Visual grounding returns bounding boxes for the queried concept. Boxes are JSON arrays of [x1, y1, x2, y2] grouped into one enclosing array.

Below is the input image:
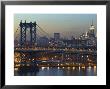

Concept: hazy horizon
[[14, 14, 97, 40]]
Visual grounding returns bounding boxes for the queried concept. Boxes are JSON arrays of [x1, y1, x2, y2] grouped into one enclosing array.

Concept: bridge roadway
[[14, 47, 97, 55]]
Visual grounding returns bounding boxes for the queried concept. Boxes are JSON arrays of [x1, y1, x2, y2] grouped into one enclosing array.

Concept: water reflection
[[14, 67, 97, 76]]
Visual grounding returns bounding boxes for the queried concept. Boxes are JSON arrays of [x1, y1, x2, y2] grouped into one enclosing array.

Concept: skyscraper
[[87, 21, 97, 46], [54, 33, 60, 40], [87, 21, 95, 38]]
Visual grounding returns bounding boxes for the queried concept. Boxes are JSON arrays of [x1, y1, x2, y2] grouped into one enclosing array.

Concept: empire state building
[[87, 22, 95, 38]]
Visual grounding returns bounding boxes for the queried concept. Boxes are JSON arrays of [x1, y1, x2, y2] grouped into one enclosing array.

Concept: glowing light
[[47, 67, 49, 70], [41, 67, 45, 70], [88, 66, 91, 69], [94, 66, 96, 69], [89, 49, 91, 51], [67, 67, 70, 70], [42, 61, 47, 62], [61, 64, 63, 66], [66, 63, 69, 65], [79, 66, 81, 70], [41, 57, 48, 60], [14, 68, 18, 71], [15, 64, 20, 67], [27, 64, 30, 66], [73, 67, 75, 70], [82, 66, 85, 69]]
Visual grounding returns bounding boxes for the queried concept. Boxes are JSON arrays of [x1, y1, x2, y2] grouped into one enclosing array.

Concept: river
[[14, 66, 97, 76]]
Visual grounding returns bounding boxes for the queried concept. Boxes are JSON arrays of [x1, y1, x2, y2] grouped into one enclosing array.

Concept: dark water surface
[[14, 67, 97, 76]]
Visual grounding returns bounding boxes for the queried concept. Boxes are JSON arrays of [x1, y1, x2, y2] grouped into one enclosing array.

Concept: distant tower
[[87, 20, 95, 37], [54, 33, 60, 40], [87, 20, 97, 46]]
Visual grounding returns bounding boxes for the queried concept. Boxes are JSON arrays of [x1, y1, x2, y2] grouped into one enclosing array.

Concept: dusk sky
[[14, 14, 97, 39]]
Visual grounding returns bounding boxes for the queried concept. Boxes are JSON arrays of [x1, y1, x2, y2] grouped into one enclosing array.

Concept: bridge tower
[[19, 20, 36, 48]]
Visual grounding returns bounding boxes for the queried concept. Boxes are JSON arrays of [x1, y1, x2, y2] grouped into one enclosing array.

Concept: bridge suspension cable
[[36, 24, 50, 38]]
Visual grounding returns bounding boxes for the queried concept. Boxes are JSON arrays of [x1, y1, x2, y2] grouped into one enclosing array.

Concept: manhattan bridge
[[14, 20, 97, 70]]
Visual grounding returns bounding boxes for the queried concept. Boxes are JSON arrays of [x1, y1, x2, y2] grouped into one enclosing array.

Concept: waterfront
[[14, 48, 97, 76], [14, 66, 96, 76]]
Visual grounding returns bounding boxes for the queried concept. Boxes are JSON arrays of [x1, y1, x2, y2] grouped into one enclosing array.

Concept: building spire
[[91, 19, 93, 26]]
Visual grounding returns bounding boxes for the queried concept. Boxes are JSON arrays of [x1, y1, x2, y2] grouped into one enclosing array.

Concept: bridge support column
[[19, 20, 37, 48]]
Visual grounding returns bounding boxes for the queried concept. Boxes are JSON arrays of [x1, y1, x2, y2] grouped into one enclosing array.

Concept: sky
[[14, 14, 97, 39]]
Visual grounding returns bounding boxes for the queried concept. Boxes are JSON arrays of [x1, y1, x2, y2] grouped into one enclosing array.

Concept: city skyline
[[14, 14, 97, 76], [14, 14, 97, 39]]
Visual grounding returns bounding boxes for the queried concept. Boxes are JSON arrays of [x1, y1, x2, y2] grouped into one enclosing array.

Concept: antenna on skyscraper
[[91, 19, 93, 26]]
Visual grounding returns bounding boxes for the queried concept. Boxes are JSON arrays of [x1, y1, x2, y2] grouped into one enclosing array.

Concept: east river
[[14, 66, 97, 76]]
